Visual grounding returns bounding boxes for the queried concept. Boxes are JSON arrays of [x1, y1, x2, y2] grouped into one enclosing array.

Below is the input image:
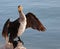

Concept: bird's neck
[[19, 11, 26, 21]]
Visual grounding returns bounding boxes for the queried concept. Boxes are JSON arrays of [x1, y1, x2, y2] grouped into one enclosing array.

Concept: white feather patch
[[17, 12, 27, 36]]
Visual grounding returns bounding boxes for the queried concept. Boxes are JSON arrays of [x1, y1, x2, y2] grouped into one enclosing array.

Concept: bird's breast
[[17, 19, 27, 36]]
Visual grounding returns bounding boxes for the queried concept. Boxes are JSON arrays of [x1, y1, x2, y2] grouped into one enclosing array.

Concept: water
[[0, 0, 60, 49]]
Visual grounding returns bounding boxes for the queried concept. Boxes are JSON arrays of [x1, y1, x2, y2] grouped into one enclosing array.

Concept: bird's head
[[18, 5, 23, 12]]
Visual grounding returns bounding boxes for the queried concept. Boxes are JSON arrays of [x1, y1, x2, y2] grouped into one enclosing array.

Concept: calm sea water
[[0, 0, 60, 49]]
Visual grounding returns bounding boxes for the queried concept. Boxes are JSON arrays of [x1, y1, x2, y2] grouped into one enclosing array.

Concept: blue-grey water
[[0, 0, 60, 49]]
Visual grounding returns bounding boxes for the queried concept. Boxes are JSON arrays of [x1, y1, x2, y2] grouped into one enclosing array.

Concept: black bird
[[2, 5, 46, 45]]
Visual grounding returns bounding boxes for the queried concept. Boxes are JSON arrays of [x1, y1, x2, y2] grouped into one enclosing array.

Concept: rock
[[15, 41, 26, 49], [0, 42, 26, 49]]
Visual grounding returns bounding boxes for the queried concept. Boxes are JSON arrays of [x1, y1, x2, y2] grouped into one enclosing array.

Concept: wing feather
[[25, 12, 46, 31], [2, 18, 20, 39], [2, 19, 10, 38]]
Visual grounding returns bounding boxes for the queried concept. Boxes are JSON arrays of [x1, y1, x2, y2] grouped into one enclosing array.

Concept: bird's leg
[[18, 37, 24, 45]]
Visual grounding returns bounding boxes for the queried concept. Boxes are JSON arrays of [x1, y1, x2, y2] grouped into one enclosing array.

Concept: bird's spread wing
[[8, 18, 20, 39], [2, 18, 20, 39], [25, 12, 46, 31], [2, 19, 10, 38]]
